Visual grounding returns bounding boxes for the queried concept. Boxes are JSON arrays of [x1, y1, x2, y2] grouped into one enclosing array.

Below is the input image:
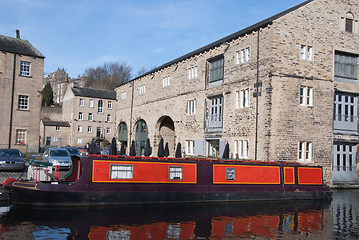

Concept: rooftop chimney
[[16, 29, 20, 39]]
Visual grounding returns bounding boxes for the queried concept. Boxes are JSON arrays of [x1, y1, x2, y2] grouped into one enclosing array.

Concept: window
[[77, 138, 82, 144], [16, 129, 26, 144], [96, 127, 101, 138], [18, 95, 29, 110], [78, 126, 83, 133], [108, 101, 112, 109], [298, 141, 312, 162], [107, 114, 111, 122], [20, 61, 30, 76], [139, 85, 146, 95], [88, 126, 92, 133], [169, 166, 182, 180], [234, 140, 248, 159], [333, 92, 357, 132], [89, 99, 94, 108], [188, 66, 198, 79], [344, 12, 355, 33], [79, 98, 84, 107], [88, 113, 93, 121], [207, 96, 223, 131], [334, 51, 358, 83], [236, 47, 250, 64], [209, 56, 224, 83], [121, 92, 127, 100], [299, 86, 313, 106], [110, 164, 133, 179], [162, 76, 170, 87], [78, 112, 83, 120], [187, 99, 196, 115], [226, 168, 235, 181], [300, 45, 313, 60], [236, 89, 250, 108], [107, 127, 111, 134], [56, 126, 60, 131], [185, 140, 194, 155], [98, 100, 103, 113]]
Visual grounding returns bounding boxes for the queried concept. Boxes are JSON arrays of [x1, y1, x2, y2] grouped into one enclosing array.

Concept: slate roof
[[42, 120, 70, 127], [131, 0, 314, 82], [71, 87, 116, 100], [0, 35, 45, 58]]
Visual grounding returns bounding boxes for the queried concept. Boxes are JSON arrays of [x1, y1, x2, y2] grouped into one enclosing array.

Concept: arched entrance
[[157, 116, 175, 157], [135, 119, 148, 156], [118, 122, 128, 154]]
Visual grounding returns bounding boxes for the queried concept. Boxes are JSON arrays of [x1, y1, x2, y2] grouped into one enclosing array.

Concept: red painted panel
[[213, 165, 280, 184], [92, 160, 197, 183], [284, 167, 295, 184], [298, 167, 323, 185]]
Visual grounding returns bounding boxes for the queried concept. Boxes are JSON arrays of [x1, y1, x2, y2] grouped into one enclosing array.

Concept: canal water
[[0, 190, 357, 240]]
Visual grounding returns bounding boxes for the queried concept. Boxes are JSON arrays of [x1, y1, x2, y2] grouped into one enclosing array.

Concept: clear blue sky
[[1, 0, 304, 79]]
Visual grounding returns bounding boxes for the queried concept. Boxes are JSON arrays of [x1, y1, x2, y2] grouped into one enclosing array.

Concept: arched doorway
[[118, 122, 128, 154], [157, 116, 175, 157], [135, 119, 148, 156]]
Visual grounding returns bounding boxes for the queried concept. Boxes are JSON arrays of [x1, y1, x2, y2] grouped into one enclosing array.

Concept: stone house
[[115, 0, 359, 186], [0, 32, 45, 153], [40, 120, 71, 147], [62, 86, 116, 148]]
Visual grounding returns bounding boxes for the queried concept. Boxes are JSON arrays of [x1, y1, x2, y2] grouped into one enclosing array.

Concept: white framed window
[[78, 126, 83, 133], [16, 129, 27, 144], [107, 114, 111, 122], [89, 99, 94, 108], [121, 92, 127, 100], [300, 45, 313, 60], [139, 85, 146, 95], [106, 127, 111, 134], [20, 61, 30, 76], [98, 100, 103, 113], [78, 112, 83, 120], [299, 86, 313, 106], [88, 126, 92, 133], [169, 166, 182, 180], [77, 138, 82, 144], [234, 140, 248, 159], [162, 76, 170, 87], [108, 101, 112, 109], [110, 164, 133, 179], [185, 140, 195, 155], [79, 98, 84, 107], [88, 113, 93, 121], [187, 99, 196, 115], [236, 47, 250, 64], [188, 66, 198, 79], [18, 95, 29, 110], [56, 126, 60, 131], [298, 141, 312, 162], [236, 89, 250, 108]]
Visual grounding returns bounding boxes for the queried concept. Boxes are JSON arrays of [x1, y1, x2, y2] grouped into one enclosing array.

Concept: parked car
[[42, 148, 72, 170], [65, 147, 80, 156], [0, 149, 26, 172]]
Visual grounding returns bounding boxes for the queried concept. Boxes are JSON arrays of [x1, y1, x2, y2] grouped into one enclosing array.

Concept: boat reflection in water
[[0, 199, 330, 239]]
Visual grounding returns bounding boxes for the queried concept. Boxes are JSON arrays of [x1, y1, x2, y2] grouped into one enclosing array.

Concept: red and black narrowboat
[[4, 155, 332, 206]]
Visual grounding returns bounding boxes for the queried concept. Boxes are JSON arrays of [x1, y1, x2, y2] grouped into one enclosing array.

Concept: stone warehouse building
[[0, 32, 45, 153], [62, 86, 116, 148], [115, 0, 359, 185]]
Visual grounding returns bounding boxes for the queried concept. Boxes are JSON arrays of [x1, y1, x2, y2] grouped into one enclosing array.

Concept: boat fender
[[3, 178, 17, 187]]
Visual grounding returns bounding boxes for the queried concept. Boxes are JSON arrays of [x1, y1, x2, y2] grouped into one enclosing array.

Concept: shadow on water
[[0, 198, 333, 240]]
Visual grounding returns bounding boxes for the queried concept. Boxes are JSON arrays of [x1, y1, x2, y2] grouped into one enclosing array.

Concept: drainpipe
[[9, 53, 16, 149], [255, 29, 260, 161]]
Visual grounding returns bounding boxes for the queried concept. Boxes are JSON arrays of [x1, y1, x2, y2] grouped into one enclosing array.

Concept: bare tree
[[84, 62, 132, 90]]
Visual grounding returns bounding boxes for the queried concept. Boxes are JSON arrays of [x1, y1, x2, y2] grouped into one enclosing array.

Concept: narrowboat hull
[[4, 155, 332, 206]]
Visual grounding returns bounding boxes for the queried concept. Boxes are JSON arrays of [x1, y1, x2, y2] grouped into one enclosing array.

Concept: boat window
[[169, 166, 182, 180], [110, 164, 133, 179], [226, 167, 235, 181]]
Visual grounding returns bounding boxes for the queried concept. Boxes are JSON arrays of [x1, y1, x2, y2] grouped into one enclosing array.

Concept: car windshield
[[0, 149, 21, 157], [67, 148, 79, 154], [50, 150, 70, 157]]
